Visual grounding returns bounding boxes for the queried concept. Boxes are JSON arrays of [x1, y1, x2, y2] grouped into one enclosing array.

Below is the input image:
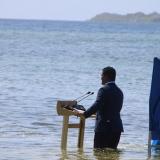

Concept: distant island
[[89, 12, 160, 23]]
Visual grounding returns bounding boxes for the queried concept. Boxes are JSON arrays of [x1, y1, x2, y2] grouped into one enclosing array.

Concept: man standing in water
[[74, 66, 123, 149]]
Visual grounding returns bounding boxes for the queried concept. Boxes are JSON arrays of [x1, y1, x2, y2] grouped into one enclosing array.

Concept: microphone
[[63, 92, 94, 111], [74, 91, 91, 101], [77, 92, 94, 103]]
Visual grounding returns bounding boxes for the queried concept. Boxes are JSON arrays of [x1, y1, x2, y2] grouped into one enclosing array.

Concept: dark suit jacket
[[84, 82, 123, 133]]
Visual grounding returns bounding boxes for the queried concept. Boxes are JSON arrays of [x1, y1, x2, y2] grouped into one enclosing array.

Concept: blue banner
[[149, 57, 160, 140]]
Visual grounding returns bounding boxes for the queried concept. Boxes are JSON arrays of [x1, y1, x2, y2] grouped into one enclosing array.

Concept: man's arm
[[73, 88, 104, 118], [83, 88, 104, 118]]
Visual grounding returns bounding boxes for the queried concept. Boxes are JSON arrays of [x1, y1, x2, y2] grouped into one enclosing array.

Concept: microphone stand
[[77, 92, 94, 103], [64, 92, 94, 111], [74, 91, 91, 101]]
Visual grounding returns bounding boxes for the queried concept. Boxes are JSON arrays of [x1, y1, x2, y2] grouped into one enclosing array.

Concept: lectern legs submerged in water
[[56, 100, 86, 149]]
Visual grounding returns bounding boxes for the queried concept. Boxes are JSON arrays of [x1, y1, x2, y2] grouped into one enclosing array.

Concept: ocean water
[[0, 19, 160, 160]]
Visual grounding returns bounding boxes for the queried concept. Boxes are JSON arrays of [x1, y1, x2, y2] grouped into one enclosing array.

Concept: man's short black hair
[[102, 66, 116, 81]]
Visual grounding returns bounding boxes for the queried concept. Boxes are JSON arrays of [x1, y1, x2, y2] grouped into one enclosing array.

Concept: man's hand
[[73, 109, 85, 118]]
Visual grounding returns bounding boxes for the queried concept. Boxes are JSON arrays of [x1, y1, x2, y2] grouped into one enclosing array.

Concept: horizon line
[[0, 11, 160, 22]]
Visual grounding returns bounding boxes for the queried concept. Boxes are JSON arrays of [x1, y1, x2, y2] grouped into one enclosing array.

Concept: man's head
[[101, 66, 116, 85]]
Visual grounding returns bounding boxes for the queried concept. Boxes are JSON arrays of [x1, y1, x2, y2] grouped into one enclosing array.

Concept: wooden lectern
[[57, 100, 85, 149]]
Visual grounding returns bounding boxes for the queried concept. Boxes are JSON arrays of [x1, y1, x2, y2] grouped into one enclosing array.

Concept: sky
[[0, 0, 160, 21]]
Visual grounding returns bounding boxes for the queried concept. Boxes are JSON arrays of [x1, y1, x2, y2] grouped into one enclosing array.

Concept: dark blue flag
[[149, 57, 160, 140]]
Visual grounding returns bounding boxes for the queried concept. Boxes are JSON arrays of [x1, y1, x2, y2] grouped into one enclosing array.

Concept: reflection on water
[[93, 148, 122, 160], [59, 147, 160, 160], [150, 147, 160, 160], [59, 148, 122, 160]]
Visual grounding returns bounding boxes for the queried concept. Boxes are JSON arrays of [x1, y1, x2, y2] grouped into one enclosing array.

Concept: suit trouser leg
[[94, 131, 121, 149]]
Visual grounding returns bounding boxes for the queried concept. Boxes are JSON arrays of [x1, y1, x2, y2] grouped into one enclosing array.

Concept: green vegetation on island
[[90, 12, 160, 23]]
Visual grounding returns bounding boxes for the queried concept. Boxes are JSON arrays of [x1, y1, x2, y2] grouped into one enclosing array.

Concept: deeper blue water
[[0, 19, 160, 160]]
